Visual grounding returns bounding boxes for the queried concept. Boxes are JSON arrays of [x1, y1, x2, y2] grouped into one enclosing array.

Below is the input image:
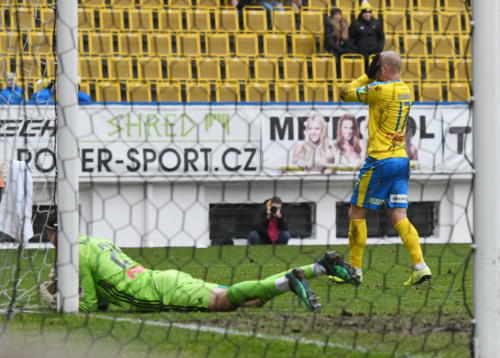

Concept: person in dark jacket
[[0, 73, 24, 105], [349, 2, 385, 60], [325, 8, 352, 57], [248, 197, 290, 245]]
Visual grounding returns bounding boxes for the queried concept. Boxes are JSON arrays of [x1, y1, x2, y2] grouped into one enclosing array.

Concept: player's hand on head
[[366, 53, 381, 80]]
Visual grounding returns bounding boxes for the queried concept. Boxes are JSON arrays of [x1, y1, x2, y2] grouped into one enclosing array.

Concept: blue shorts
[[350, 157, 409, 210]]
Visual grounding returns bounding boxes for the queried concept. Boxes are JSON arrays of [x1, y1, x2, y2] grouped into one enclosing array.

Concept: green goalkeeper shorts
[[152, 270, 218, 310]]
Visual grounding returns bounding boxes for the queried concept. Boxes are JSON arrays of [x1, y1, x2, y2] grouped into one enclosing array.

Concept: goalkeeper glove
[[366, 53, 381, 80]]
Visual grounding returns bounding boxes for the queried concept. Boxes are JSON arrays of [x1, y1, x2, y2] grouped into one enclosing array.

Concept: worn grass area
[[0, 244, 473, 357]]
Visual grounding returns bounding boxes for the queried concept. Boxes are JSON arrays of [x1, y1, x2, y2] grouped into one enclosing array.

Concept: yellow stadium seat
[[127, 82, 152, 102], [425, 58, 449, 81], [448, 82, 470, 102], [108, 57, 133, 80], [312, 56, 336, 81], [386, 0, 411, 10], [304, 83, 328, 103], [254, 58, 278, 81], [187, 83, 211, 102], [383, 11, 407, 33], [437, 12, 461, 33], [111, 0, 136, 7], [340, 54, 364, 79], [431, 35, 458, 57], [410, 11, 434, 34], [169, 0, 191, 7], [129, 9, 153, 31], [140, 0, 166, 7], [459, 35, 471, 57], [308, 0, 329, 10], [197, 58, 220, 81], [79, 56, 103, 80], [40, 8, 55, 29], [178, 34, 201, 56], [246, 83, 270, 102], [301, 11, 323, 33], [415, 0, 438, 10], [148, 33, 173, 56], [157, 82, 182, 102], [401, 57, 421, 81], [0, 32, 22, 54], [215, 8, 239, 32], [89, 33, 114, 54], [42, 56, 57, 78], [225, 57, 249, 81], [235, 34, 259, 57], [275, 83, 299, 103], [403, 35, 427, 57], [17, 56, 42, 79], [80, 0, 107, 5], [186, 9, 211, 31], [272, 8, 295, 32], [96, 82, 121, 102], [99, 9, 124, 30], [197, 0, 219, 7], [263, 34, 287, 57], [420, 83, 443, 102], [453, 58, 471, 81], [78, 8, 95, 30], [385, 34, 400, 52], [243, 7, 267, 33], [28, 32, 53, 55], [168, 57, 192, 81], [292, 34, 316, 57], [8, 8, 35, 30], [216, 83, 240, 102], [159, 9, 183, 31], [442, 0, 469, 10], [206, 34, 230, 57], [138, 58, 162, 80], [119, 33, 143, 56], [283, 58, 308, 82], [334, 0, 357, 9]]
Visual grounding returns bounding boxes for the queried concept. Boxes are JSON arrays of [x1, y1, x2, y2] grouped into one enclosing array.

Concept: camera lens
[[271, 207, 277, 214]]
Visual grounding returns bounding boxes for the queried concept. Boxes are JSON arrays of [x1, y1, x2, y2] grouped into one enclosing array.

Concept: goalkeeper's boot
[[286, 268, 321, 312], [317, 251, 361, 286], [404, 266, 432, 286], [329, 271, 363, 284]]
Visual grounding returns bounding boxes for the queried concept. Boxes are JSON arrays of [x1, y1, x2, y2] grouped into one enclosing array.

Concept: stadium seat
[[453, 58, 471, 81], [177, 34, 201, 56], [443, 0, 470, 11], [308, 0, 329, 10], [283, 58, 308, 82], [225, 57, 249, 81], [292, 34, 316, 57], [127, 82, 152, 102], [168, 0, 191, 7], [17, 56, 42, 79], [40, 8, 55, 29], [312, 56, 336, 81], [0, 32, 21, 54], [99, 9, 124, 31], [385, 34, 400, 52], [254, 58, 278, 81], [7, 8, 35, 30], [383, 11, 407, 33], [158, 9, 183, 31], [138, 57, 162, 80], [403, 35, 428, 57], [89, 33, 114, 55], [119, 33, 143, 56], [96, 82, 121, 102], [335, 0, 358, 9], [426, 58, 449, 81], [129, 9, 154, 31], [28, 32, 53, 55], [79, 56, 103, 80], [448, 82, 470, 102], [216, 83, 240, 102], [206, 34, 230, 57], [42, 56, 57, 77], [108, 57, 133, 80], [197, 0, 220, 7], [148, 33, 173, 56], [431, 35, 458, 57], [401, 57, 421, 81], [111, 0, 136, 7], [197, 58, 221, 81], [386, 0, 411, 10], [410, 11, 434, 34], [187, 83, 211, 102], [340, 54, 364, 79], [186, 9, 211, 31], [300, 10, 324, 33], [275, 83, 299, 103], [420, 83, 443, 102], [243, 7, 268, 33], [246, 83, 270, 102], [140, 0, 165, 7], [459, 35, 471, 57], [79, 0, 107, 6], [415, 0, 438, 10], [272, 8, 295, 32], [168, 57, 192, 81], [157, 82, 182, 102], [304, 83, 328, 102], [437, 12, 461, 33], [235, 34, 259, 57], [263, 34, 287, 57], [78, 8, 95, 30], [215, 8, 239, 32]]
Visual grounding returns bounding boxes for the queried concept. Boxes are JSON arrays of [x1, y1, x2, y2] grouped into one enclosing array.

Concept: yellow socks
[[394, 218, 424, 266], [348, 219, 367, 269]]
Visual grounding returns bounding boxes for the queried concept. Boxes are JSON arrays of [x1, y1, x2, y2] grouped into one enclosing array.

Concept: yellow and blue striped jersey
[[341, 74, 411, 160]]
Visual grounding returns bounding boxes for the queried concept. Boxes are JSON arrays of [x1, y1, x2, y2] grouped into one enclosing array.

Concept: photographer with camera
[[248, 197, 290, 245]]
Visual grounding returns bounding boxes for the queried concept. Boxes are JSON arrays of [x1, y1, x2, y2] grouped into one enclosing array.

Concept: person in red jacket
[[248, 197, 290, 245]]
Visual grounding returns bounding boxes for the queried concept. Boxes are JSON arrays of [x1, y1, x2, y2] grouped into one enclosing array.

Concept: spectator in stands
[[405, 116, 419, 161], [232, 0, 256, 11], [325, 8, 352, 57], [28, 79, 55, 105], [248, 197, 290, 245], [0, 73, 24, 105], [284, 0, 302, 11], [78, 78, 91, 104], [293, 115, 335, 172], [334, 114, 362, 167], [349, 2, 385, 61]]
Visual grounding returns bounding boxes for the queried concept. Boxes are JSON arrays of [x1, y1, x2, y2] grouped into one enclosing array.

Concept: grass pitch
[[0, 244, 472, 358]]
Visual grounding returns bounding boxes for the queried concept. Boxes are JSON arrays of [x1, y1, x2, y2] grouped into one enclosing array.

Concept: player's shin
[[348, 219, 367, 271], [394, 218, 424, 266]]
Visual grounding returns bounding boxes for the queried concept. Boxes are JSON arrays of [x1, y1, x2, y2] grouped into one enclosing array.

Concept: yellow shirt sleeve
[[340, 74, 385, 105]]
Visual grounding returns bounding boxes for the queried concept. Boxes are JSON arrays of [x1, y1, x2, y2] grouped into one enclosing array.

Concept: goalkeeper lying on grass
[[41, 212, 359, 313]]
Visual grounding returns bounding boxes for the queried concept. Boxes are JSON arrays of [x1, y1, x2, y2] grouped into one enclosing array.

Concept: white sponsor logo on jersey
[[390, 194, 407, 203]]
